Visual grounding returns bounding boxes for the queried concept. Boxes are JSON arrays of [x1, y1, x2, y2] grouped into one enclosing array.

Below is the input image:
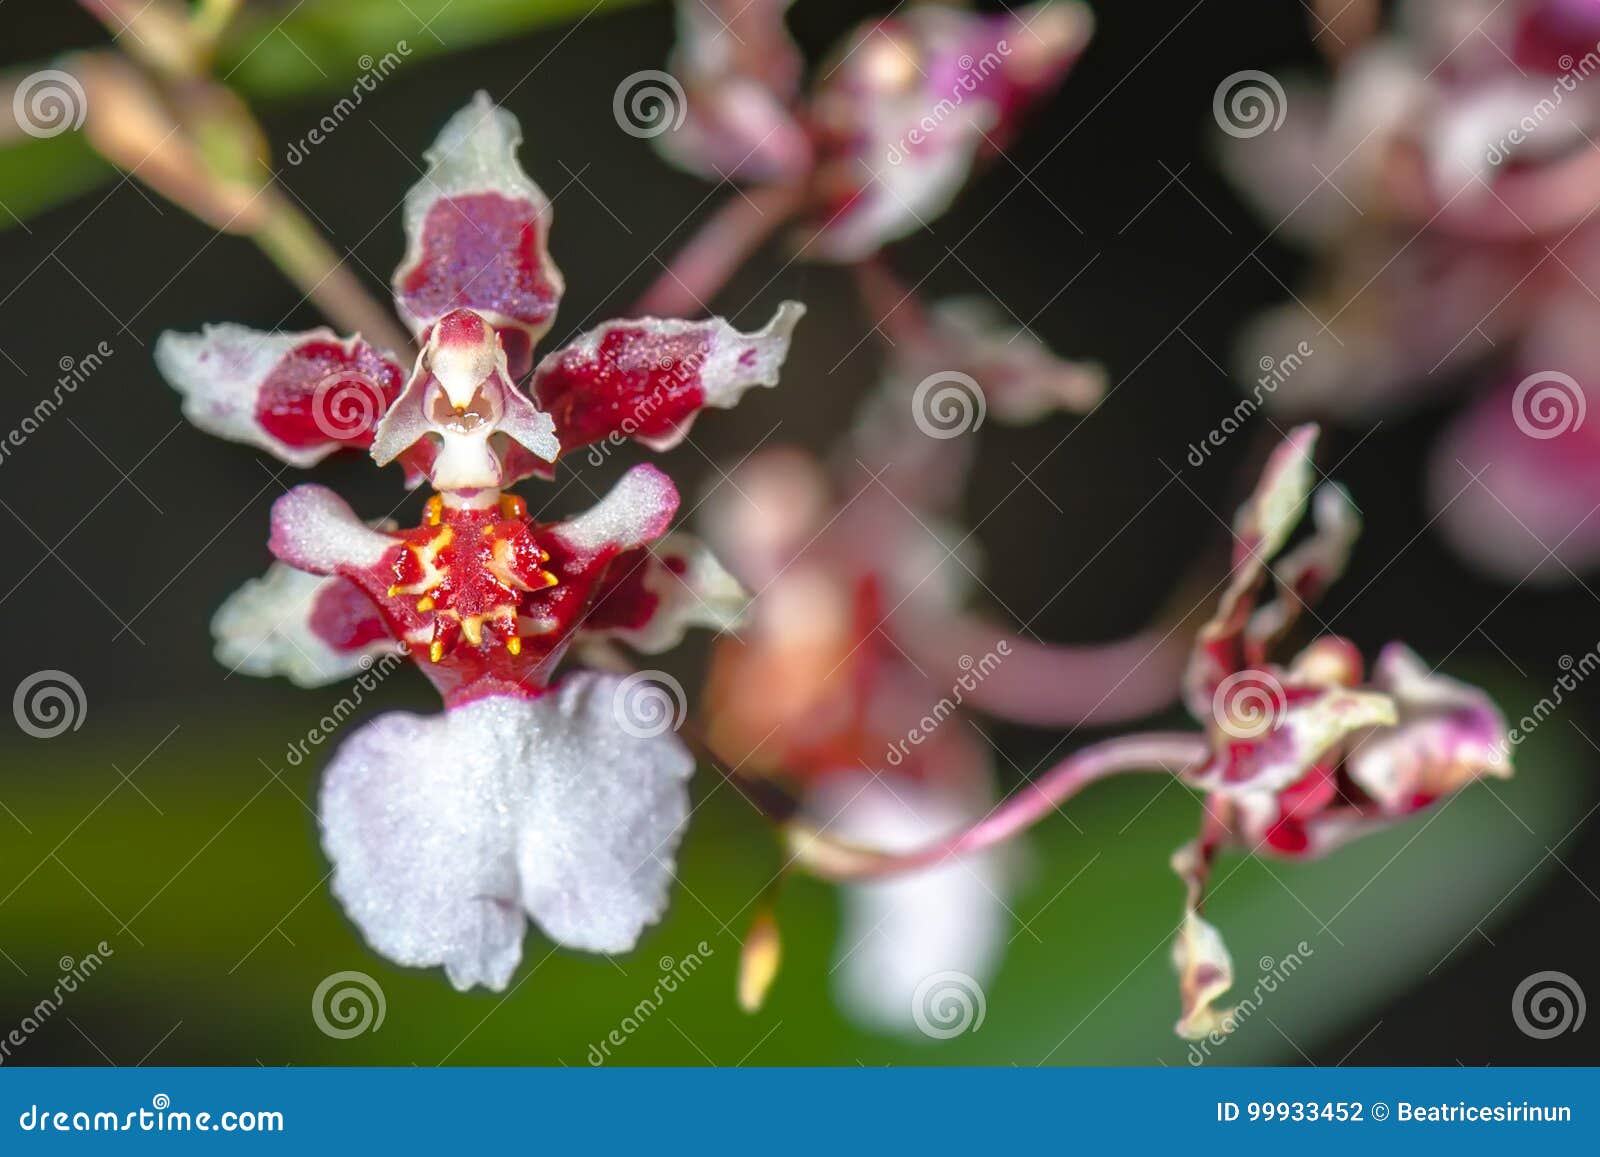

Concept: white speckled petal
[[319, 673, 694, 990], [268, 485, 396, 575], [554, 463, 680, 554]]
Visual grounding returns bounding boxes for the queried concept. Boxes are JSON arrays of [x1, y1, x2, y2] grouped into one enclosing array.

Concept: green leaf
[[0, 670, 1584, 1064], [0, 132, 111, 230], [221, 0, 648, 98]]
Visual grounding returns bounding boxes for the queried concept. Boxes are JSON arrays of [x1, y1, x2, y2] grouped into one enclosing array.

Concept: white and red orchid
[[155, 92, 804, 990]]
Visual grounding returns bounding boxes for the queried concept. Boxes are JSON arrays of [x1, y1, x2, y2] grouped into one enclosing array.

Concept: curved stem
[[635, 182, 805, 317], [251, 191, 414, 356], [788, 732, 1209, 881]]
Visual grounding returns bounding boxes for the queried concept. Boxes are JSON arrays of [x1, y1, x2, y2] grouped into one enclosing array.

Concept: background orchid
[[1223, 0, 1600, 584]]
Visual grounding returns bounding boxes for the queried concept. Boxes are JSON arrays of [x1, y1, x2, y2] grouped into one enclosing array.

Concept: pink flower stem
[[787, 732, 1210, 881], [635, 182, 806, 317]]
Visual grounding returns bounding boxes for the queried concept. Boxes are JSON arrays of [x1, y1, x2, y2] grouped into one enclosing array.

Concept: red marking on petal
[[534, 325, 710, 450], [307, 579, 390, 651], [395, 192, 560, 376]]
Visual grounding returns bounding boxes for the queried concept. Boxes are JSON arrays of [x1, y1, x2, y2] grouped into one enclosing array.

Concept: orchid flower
[[785, 426, 1510, 1039], [638, 0, 1093, 313], [697, 296, 1192, 1031], [1223, 0, 1600, 582], [155, 93, 804, 990]]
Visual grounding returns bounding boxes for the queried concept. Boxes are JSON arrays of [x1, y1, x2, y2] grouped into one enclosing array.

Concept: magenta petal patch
[[155, 325, 406, 466], [532, 302, 804, 453], [391, 92, 564, 375]]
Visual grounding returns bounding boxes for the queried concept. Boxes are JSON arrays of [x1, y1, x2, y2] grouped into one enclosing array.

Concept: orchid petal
[[319, 675, 693, 990], [155, 325, 405, 466], [392, 92, 564, 376], [212, 563, 400, 688], [532, 302, 804, 454]]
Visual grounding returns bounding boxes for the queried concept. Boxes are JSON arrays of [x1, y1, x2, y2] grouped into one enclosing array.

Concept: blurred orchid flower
[[156, 93, 804, 990], [786, 426, 1510, 1039], [697, 293, 1193, 1031], [639, 0, 1093, 312], [1224, 0, 1600, 582]]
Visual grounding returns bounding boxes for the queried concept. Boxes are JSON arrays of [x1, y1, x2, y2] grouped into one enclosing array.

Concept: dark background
[[0, 0, 1594, 1065]]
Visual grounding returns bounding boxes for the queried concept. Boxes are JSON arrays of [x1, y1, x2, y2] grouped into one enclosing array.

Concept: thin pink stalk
[[635, 183, 805, 317], [788, 732, 1209, 881]]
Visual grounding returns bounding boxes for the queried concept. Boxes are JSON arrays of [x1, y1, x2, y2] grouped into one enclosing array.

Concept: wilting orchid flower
[[638, 0, 1093, 312], [786, 426, 1510, 1040], [1168, 426, 1509, 1038], [698, 294, 1191, 1031], [1223, 0, 1600, 582], [155, 93, 804, 990]]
